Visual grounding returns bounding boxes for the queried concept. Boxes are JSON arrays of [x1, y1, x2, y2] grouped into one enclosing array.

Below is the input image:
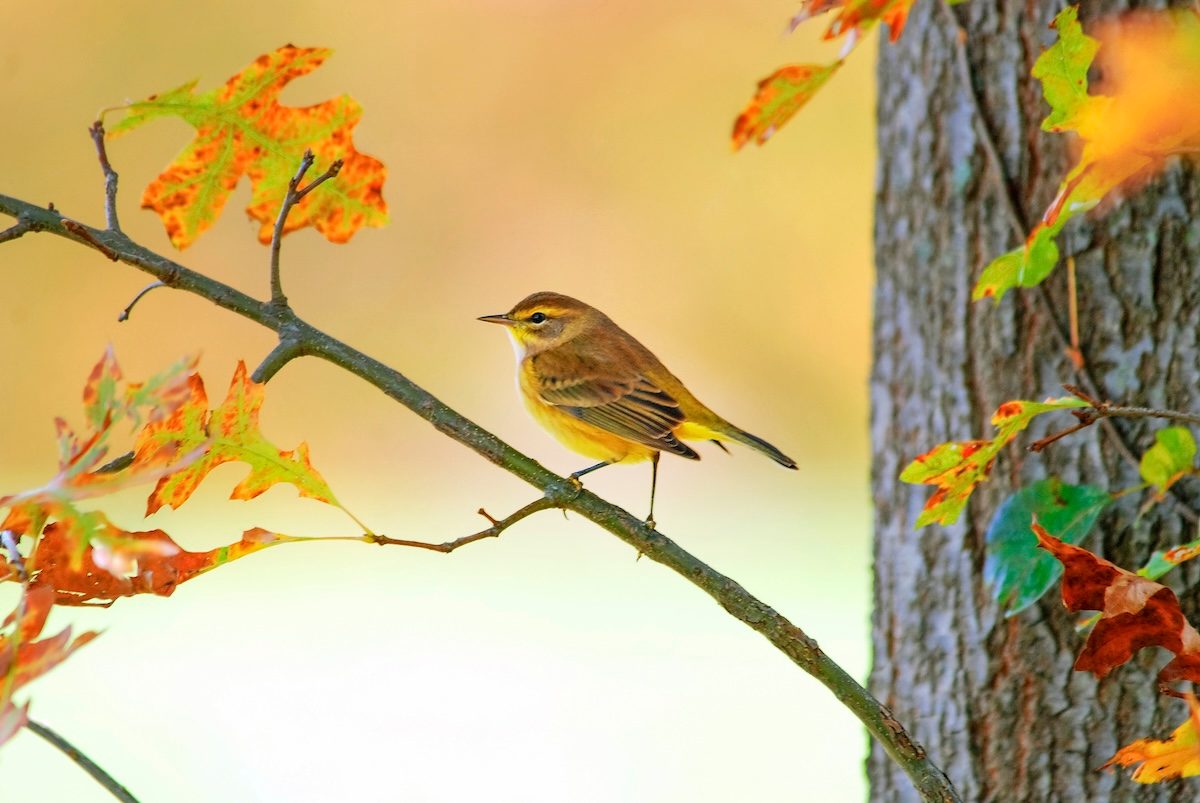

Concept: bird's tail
[[720, 424, 798, 469]]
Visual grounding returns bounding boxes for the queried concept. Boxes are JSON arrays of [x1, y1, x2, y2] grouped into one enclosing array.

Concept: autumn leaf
[[137, 361, 360, 527], [1035, 522, 1200, 695], [1140, 426, 1196, 498], [974, 7, 1200, 302], [107, 44, 387, 249], [900, 396, 1089, 527], [732, 63, 843, 150], [1104, 694, 1200, 783], [0, 586, 97, 747], [984, 478, 1109, 616], [32, 520, 314, 605], [789, 0, 917, 44]]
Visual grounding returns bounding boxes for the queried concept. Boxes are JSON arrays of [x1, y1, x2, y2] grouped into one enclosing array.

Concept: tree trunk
[[870, 1, 1200, 801]]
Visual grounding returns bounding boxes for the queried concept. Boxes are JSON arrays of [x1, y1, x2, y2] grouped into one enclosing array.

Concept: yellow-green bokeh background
[[2, 2, 875, 800]]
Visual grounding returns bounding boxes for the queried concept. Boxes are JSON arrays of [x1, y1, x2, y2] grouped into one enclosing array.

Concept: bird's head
[[478, 292, 601, 356]]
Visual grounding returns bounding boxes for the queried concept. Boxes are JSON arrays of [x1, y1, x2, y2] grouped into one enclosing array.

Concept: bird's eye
[[529, 312, 547, 324]]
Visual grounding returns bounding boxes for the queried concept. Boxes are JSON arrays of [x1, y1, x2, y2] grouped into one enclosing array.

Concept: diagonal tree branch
[[0, 172, 959, 801], [26, 718, 140, 803]]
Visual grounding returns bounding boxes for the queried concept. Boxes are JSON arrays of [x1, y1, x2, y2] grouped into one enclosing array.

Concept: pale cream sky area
[[1, 2, 876, 800]]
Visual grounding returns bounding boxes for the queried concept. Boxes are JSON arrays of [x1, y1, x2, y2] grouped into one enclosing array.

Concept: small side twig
[[26, 718, 140, 803], [0, 217, 33, 245], [1030, 384, 1200, 452], [368, 497, 558, 553], [252, 338, 306, 383], [61, 219, 119, 261], [117, 281, 165, 322], [269, 151, 343, 307], [88, 121, 121, 232]]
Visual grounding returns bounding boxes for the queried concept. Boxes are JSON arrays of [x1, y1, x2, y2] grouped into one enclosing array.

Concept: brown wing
[[530, 350, 699, 459]]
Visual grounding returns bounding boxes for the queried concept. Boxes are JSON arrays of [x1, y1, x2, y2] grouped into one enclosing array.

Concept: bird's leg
[[568, 461, 611, 491], [646, 451, 660, 529]]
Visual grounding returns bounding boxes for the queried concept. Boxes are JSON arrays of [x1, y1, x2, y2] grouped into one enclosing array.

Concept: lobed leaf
[[108, 45, 387, 249], [1104, 694, 1200, 783], [139, 361, 342, 515], [32, 521, 308, 605], [900, 396, 1089, 527], [1035, 523, 1200, 696], [984, 478, 1109, 616]]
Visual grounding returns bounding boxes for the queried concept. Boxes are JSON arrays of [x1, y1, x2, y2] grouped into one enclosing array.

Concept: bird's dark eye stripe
[[529, 312, 547, 323]]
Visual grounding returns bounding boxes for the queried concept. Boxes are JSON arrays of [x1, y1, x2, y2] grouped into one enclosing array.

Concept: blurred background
[[1, 1, 875, 800]]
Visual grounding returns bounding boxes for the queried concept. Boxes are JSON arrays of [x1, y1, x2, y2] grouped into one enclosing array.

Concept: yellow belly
[[523, 391, 657, 464]]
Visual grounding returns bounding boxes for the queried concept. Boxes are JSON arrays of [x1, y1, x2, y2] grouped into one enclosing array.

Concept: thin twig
[[370, 498, 558, 553], [26, 718, 140, 803], [87, 121, 121, 232], [1065, 255, 1083, 369], [61, 219, 119, 261], [1029, 385, 1200, 452], [117, 281, 165, 322], [0, 192, 959, 802], [0, 217, 33, 245], [251, 338, 305, 383], [268, 151, 343, 307]]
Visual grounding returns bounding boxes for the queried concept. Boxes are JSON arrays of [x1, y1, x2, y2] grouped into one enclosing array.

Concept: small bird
[[479, 291, 796, 526]]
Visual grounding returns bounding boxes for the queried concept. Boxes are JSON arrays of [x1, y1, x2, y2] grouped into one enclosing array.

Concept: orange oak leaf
[[1035, 522, 1200, 696], [107, 45, 387, 249], [0, 350, 203, 569], [790, 0, 917, 43], [137, 361, 344, 516], [732, 63, 842, 150], [31, 521, 309, 605], [900, 397, 1088, 527], [1104, 694, 1200, 783], [0, 585, 97, 747]]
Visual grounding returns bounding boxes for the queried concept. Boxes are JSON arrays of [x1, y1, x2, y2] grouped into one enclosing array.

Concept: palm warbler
[[479, 291, 796, 525]]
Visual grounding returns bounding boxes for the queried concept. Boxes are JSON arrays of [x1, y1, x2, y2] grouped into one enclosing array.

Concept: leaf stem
[[26, 718, 140, 803]]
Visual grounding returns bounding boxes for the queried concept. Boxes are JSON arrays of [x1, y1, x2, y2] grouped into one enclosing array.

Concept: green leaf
[[984, 477, 1110, 616], [1139, 426, 1197, 496], [1139, 539, 1200, 581], [1031, 6, 1099, 132]]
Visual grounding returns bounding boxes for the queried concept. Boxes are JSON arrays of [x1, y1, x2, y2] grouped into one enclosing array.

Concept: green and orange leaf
[[1139, 426, 1197, 499], [0, 586, 97, 747], [789, 0, 917, 44], [975, 6, 1200, 302], [732, 63, 842, 150], [138, 361, 343, 516], [1035, 523, 1200, 695], [1104, 694, 1200, 783], [108, 44, 387, 249], [900, 396, 1088, 527]]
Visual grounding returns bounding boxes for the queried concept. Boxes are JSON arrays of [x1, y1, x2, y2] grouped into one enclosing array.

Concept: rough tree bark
[[871, 1, 1200, 801]]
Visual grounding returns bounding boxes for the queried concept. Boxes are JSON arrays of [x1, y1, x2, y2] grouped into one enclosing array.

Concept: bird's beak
[[477, 314, 515, 326]]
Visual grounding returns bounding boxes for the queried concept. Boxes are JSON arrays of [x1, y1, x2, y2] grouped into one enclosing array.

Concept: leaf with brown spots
[[1104, 694, 1200, 783], [732, 62, 842, 150], [31, 520, 315, 605], [107, 45, 387, 249], [1035, 522, 1200, 696], [789, 0, 917, 44], [899, 397, 1089, 527], [138, 362, 364, 530]]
